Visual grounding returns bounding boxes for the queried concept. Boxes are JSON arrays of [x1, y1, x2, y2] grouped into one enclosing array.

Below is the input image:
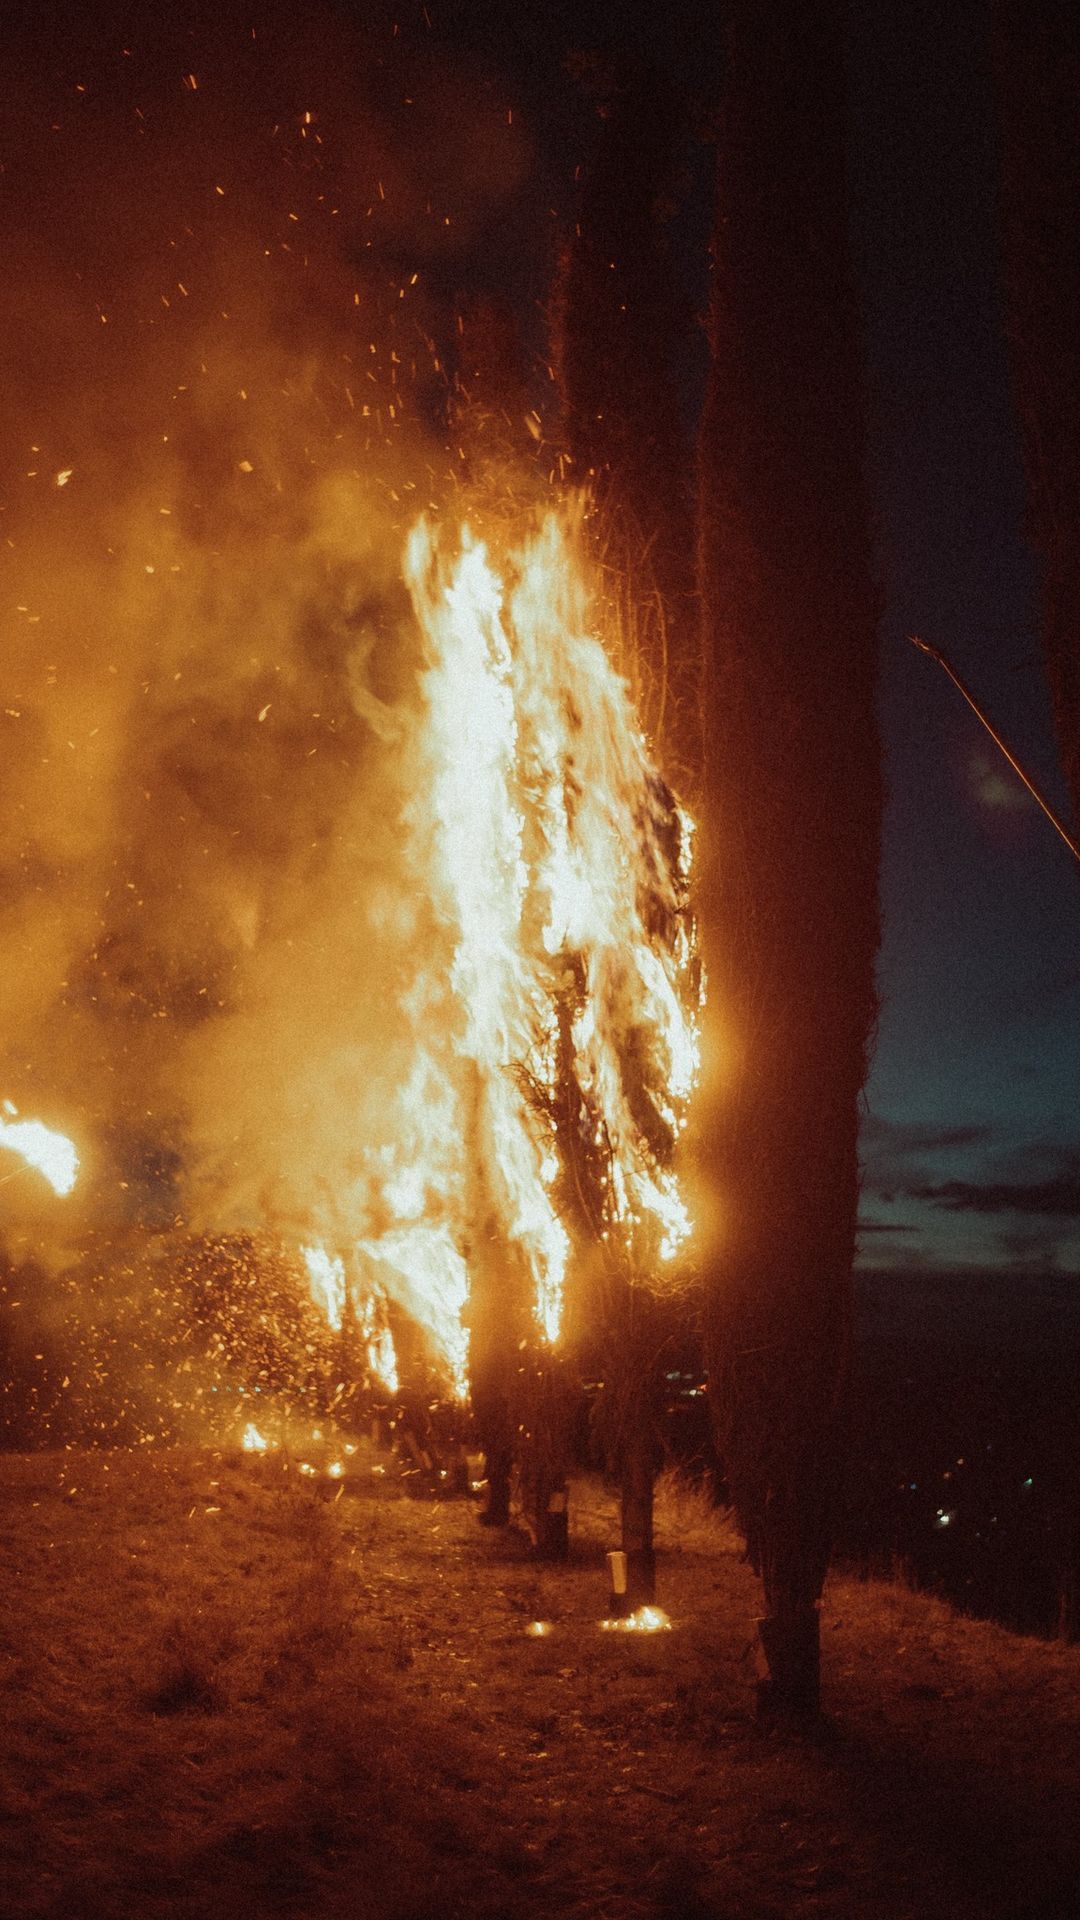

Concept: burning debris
[[600, 1607, 673, 1634], [0, 1106, 79, 1198], [360, 506, 701, 1398]]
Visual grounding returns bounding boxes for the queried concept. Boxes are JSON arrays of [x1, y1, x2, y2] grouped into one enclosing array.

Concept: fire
[[360, 1223, 468, 1399], [241, 1423, 269, 1452], [0, 28, 703, 1456], [301, 1241, 400, 1396], [601, 1606, 673, 1634], [301, 1244, 346, 1332], [358, 1293, 399, 1397], [360, 506, 698, 1384], [0, 1104, 79, 1197]]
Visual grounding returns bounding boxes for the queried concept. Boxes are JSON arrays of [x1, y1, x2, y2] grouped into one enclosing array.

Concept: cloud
[[859, 1114, 997, 1155], [908, 1152, 1080, 1218]]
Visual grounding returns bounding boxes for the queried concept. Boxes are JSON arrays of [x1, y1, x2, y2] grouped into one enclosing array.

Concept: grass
[[2, 1443, 1078, 1918]]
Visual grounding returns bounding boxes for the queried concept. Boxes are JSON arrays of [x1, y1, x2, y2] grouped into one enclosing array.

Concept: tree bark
[[697, 0, 881, 1721]]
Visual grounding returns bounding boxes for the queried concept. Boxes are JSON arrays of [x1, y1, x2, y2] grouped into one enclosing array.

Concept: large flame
[[301, 1244, 346, 1332], [354, 505, 699, 1386], [301, 1240, 401, 1396], [0, 1103, 79, 1197]]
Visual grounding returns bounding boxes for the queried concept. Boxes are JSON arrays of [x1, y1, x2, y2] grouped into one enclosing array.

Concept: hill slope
[[2, 1448, 1078, 1918]]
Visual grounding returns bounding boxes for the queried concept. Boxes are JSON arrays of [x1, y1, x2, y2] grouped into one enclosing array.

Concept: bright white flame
[[389, 508, 699, 1385], [301, 1244, 346, 1331], [350, 506, 699, 1396], [360, 1222, 469, 1399], [242, 1423, 269, 1452], [0, 1109, 79, 1196], [359, 1292, 400, 1395]]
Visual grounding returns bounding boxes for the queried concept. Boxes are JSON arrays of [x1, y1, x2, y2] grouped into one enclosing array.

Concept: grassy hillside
[[2, 1447, 1078, 1918]]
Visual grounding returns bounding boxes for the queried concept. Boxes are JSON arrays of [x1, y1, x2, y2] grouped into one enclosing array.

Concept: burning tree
[[398, 507, 700, 1563], [697, 0, 882, 1719], [549, 34, 709, 1600]]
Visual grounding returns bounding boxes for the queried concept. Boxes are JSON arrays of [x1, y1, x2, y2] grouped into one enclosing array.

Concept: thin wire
[[910, 635, 1080, 866]]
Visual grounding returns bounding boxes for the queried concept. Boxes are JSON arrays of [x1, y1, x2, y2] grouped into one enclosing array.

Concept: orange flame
[[356, 505, 699, 1388]]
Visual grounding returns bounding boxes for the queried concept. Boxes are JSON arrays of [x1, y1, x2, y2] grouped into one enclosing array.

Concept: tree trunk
[[697, 0, 881, 1722], [619, 1413, 657, 1609], [992, 0, 1080, 831]]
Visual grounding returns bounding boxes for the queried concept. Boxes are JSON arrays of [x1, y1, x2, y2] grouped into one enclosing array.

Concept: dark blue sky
[[846, 1, 1080, 1281]]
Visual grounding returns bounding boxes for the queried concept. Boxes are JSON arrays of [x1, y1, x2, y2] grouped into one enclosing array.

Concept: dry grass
[[2, 1446, 1078, 1919]]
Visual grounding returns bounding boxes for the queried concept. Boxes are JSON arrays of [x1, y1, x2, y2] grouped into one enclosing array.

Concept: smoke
[[0, 1, 533, 1284]]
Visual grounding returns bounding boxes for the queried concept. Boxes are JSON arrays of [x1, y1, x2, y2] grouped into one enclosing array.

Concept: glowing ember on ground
[[0, 1107, 79, 1197], [601, 1607, 673, 1633], [525, 1620, 553, 1638], [241, 1424, 269, 1452]]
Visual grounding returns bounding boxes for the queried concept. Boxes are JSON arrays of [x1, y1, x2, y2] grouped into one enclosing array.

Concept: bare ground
[[1, 1444, 1078, 1919]]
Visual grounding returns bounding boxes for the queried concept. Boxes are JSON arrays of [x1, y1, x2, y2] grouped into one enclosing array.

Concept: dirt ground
[[1, 1443, 1078, 1919]]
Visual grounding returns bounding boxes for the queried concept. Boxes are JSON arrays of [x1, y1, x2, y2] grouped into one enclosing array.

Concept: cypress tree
[[697, 0, 881, 1718], [552, 42, 706, 1604]]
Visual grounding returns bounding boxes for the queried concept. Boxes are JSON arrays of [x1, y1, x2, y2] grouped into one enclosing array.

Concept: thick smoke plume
[[0, 7, 533, 1352]]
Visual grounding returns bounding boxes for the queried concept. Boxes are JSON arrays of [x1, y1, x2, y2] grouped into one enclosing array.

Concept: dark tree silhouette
[[552, 41, 707, 1606], [697, 0, 881, 1718], [993, 0, 1080, 832], [553, 44, 704, 794]]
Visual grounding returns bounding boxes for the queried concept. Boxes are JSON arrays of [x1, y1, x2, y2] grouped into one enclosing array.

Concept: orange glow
[[301, 1244, 346, 1331], [601, 1607, 672, 1633], [357, 507, 700, 1387], [0, 49, 698, 1419], [0, 1105, 79, 1197]]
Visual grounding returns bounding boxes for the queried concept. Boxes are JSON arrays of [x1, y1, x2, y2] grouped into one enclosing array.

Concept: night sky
[[846, 3, 1080, 1287]]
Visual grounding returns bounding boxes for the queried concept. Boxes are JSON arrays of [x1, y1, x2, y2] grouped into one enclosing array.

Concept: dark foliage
[[552, 42, 705, 791], [993, 0, 1080, 833], [697, 0, 882, 1714]]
